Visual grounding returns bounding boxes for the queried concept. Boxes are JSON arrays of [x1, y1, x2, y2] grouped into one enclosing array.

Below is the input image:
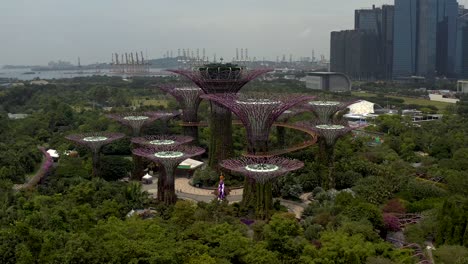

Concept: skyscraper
[[455, 13, 468, 78], [393, 0, 459, 79], [436, 0, 459, 77], [417, 0, 438, 78], [393, 0, 418, 78]]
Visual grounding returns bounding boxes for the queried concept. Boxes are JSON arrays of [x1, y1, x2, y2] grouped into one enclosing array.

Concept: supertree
[[131, 135, 193, 148], [169, 64, 271, 169], [133, 145, 205, 205], [201, 93, 315, 154], [130, 135, 194, 179], [159, 85, 203, 143], [65, 132, 125, 177], [220, 157, 303, 219], [297, 123, 354, 189], [275, 108, 307, 146], [106, 112, 162, 136], [151, 111, 181, 134], [302, 101, 354, 124]]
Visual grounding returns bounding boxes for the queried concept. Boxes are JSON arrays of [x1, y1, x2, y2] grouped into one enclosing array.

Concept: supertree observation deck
[[201, 93, 315, 154], [302, 101, 354, 124], [297, 122, 354, 189], [158, 85, 203, 142], [107, 112, 163, 136], [65, 132, 125, 177], [220, 157, 303, 219], [169, 64, 272, 169], [133, 145, 205, 205]]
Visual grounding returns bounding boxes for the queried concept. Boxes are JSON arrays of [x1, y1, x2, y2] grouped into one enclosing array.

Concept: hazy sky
[[2, 0, 466, 65]]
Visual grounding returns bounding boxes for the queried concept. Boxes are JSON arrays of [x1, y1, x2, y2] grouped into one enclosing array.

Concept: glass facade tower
[[393, 0, 418, 78]]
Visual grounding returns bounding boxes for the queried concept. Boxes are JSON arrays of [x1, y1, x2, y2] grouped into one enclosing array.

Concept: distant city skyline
[[0, 0, 409, 65]]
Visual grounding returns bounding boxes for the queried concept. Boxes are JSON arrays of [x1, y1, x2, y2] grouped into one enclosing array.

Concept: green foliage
[[436, 196, 468, 246], [433, 245, 468, 264], [99, 156, 133, 181]]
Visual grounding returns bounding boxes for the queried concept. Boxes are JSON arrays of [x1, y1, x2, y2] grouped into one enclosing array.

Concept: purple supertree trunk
[[159, 85, 204, 143], [168, 66, 272, 170], [65, 132, 125, 177], [302, 101, 355, 124], [107, 112, 163, 136], [296, 122, 354, 189], [133, 145, 205, 205], [220, 156, 303, 219], [201, 93, 315, 154]]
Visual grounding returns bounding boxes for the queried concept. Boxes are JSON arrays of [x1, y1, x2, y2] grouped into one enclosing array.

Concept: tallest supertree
[[169, 64, 271, 169]]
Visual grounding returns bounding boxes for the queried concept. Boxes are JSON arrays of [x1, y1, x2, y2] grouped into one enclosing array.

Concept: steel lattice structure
[[298, 123, 354, 146], [220, 156, 303, 219], [107, 112, 163, 136], [131, 135, 193, 148], [169, 64, 272, 169], [159, 85, 203, 141], [130, 135, 194, 179], [65, 132, 125, 177], [302, 101, 354, 124], [168, 65, 272, 94], [296, 122, 354, 189], [201, 93, 315, 154], [158, 85, 203, 122], [133, 145, 205, 205]]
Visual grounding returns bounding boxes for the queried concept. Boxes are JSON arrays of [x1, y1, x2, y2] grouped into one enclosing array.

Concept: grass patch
[[352, 91, 452, 111], [132, 98, 168, 107]]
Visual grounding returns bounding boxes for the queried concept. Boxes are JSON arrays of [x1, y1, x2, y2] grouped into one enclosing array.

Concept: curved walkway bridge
[[180, 121, 318, 157]]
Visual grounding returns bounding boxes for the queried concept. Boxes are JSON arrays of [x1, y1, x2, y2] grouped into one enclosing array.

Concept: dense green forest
[[0, 76, 467, 263]]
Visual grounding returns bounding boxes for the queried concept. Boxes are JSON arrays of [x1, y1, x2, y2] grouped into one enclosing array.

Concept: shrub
[[383, 214, 401, 232]]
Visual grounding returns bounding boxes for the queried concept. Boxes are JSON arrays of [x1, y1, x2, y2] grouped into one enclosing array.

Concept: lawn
[[132, 98, 169, 107], [352, 91, 452, 111]]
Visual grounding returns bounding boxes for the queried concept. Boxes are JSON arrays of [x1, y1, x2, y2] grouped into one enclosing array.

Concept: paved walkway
[[141, 177, 308, 218]]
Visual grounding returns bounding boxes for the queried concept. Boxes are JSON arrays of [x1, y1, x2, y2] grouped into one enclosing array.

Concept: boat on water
[[23, 71, 36, 75]]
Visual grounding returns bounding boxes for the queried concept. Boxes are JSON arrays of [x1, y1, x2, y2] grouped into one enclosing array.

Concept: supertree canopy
[[169, 64, 272, 169], [159, 85, 203, 142], [65, 132, 125, 177], [303, 101, 354, 124], [220, 157, 303, 219], [133, 145, 205, 205], [297, 122, 354, 189], [130, 135, 194, 179], [202, 93, 315, 154], [168, 64, 272, 94], [131, 135, 193, 148], [107, 112, 162, 136]]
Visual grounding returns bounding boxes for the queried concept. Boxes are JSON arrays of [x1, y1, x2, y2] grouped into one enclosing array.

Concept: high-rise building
[[330, 30, 379, 80], [393, 0, 418, 78], [330, 4, 394, 80], [436, 0, 459, 77], [417, 0, 438, 78], [393, 0, 459, 79], [455, 13, 468, 78], [382, 5, 395, 79], [355, 5, 382, 32]]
